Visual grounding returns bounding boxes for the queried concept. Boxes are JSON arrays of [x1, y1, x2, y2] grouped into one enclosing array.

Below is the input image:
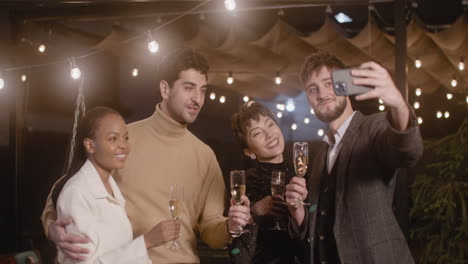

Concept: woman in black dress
[[230, 101, 303, 264]]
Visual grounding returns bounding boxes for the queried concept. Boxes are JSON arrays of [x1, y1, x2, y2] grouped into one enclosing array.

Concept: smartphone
[[331, 68, 373, 96]]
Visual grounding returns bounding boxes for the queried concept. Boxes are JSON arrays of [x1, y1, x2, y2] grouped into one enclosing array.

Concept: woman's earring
[[250, 153, 256, 160]]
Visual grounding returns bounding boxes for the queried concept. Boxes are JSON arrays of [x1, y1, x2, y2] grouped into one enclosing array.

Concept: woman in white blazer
[[52, 106, 180, 264]]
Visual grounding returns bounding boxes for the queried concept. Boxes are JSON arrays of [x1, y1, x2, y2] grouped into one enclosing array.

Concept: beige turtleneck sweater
[[42, 105, 231, 263]]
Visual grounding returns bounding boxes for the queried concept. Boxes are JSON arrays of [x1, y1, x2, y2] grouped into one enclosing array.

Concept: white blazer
[[56, 160, 152, 264]]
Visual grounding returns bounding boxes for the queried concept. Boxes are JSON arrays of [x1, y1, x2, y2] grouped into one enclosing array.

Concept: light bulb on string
[[286, 99, 295, 112], [304, 117, 310, 124], [413, 101, 420, 109], [444, 111, 450, 119], [276, 104, 285, 111], [224, 0, 236, 11], [21, 74, 27, 82], [0, 77, 4, 90], [446, 93, 453, 100], [132, 68, 139, 77], [310, 108, 315, 115], [69, 58, 81, 80], [451, 77, 457, 87], [417, 117, 423, 124], [414, 57, 422, 68], [466, 95, 468, 104], [459, 57, 465, 71], [276, 112, 283, 119], [146, 31, 159, 53], [436, 111, 442, 119], [219, 96, 226, 103], [291, 123, 297, 131], [226, 71, 234, 85], [275, 72, 282, 85], [38, 44, 46, 53], [210, 92, 216, 100], [317, 128, 324, 137], [378, 99, 383, 104], [415, 88, 422, 96], [379, 105, 385, 111], [243, 96, 249, 102]]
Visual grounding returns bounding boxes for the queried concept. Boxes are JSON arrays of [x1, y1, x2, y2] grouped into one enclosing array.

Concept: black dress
[[229, 161, 303, 264]]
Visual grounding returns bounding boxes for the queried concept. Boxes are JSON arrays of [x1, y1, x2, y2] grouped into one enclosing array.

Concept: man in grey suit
[[285, 50, 423, 264]]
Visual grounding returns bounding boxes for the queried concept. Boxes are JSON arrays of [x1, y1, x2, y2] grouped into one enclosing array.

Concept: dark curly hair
[[231, 101, 277, 149], [300, 50, 345, 84], [158, 48, 209, 87]]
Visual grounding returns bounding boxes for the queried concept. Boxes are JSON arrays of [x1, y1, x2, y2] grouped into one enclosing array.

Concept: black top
[[229, 161, 303, 264]]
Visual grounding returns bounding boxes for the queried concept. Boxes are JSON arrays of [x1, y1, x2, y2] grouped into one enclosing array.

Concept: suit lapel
[[335, 112, 365, 216]]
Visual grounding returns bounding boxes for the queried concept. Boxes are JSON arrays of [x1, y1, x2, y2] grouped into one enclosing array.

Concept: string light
[[21, 74, 27, 82], [275, 72, 282, 85], [415, 57, 422, 68], [209, 92, 216, 100], [446, 93, 453, 100], [451, 77, 457, 87], [69, 58, 81, 80], [0, 76, 4, 90], [436, 111, 442, 119], [38, 44, 46, 53], [304, 117, 310, 124], [417, 117, 423, 124], [226, 71, 234, 85], [459, 57, 465, 71], [379, 105, 385, 111], [291, 123, 297, 130], [276, 112, 283, 119], [378, 99, 383, 104], [286, 99, 295, 112], [132, 68, 138, 77], [276, 104, 285, 111], [310, 108, 315, 115], [413, 101, 420, 109], [224, 0, 236, 11], [466, 95, 468, 104], [415, 88, 422, 96], [444, 111, 450, 118], [146, 31, 159, 53], [219, 96, 226, 103], [243, 96, 249, 102], [317, 128, 324, 136]]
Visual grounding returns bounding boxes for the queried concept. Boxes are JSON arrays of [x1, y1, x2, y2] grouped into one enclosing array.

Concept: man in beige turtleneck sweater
[[41, 49, 251, 263]]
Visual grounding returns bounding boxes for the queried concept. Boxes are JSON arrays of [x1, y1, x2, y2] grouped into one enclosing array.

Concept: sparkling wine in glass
[[167, 184, 182, 249], [229, 170, 249, 236], [292, 142, 309, 206], [270, 170, 286, 230]]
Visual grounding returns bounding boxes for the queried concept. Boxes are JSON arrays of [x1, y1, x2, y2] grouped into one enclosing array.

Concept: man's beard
[[315, 97, 347, 123]]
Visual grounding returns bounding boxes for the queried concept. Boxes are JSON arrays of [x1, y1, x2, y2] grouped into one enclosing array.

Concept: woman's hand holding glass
[[227, 195, 251, 237]]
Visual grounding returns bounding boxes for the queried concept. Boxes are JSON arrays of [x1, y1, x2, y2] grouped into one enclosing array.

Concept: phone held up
[[331, 68, 373, 96]]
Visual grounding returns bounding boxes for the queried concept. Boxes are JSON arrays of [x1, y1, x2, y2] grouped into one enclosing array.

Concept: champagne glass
[[270, 170, 286, 230], [229, 170, 249, 236], [167, 184, 182, 249], [292, 142, 309, 206]]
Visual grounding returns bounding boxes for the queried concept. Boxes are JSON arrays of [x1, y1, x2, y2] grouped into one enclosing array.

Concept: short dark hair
[[300, 50, 345, 84], [52, 106, 121, 207], [158, 48, 209, 87], [231, 101, 277, 149]]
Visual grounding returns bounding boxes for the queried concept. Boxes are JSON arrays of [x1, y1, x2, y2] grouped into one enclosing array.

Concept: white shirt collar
[[323, 111, 356, 146], [80, 159, 125, 205]]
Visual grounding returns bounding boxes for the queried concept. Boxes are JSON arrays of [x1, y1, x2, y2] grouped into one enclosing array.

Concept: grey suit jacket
[[290, 111, 423, 264]]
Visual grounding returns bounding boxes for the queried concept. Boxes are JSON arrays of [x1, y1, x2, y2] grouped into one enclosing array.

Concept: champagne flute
[[229, 170, 249, 236], [167, 184, 182, 249], [270, 170, 286, 230], [292, 142, 310, 206]]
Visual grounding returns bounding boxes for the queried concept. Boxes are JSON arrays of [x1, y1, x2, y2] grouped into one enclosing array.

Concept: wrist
[[143, 234, 154, 249]]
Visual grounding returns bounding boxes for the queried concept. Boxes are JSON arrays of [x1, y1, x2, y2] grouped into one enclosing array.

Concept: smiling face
[[160, 68, 207, 125], [304, 66, 349, 123], [244, 115, 285, 163], [85, 113, 130, 176]]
